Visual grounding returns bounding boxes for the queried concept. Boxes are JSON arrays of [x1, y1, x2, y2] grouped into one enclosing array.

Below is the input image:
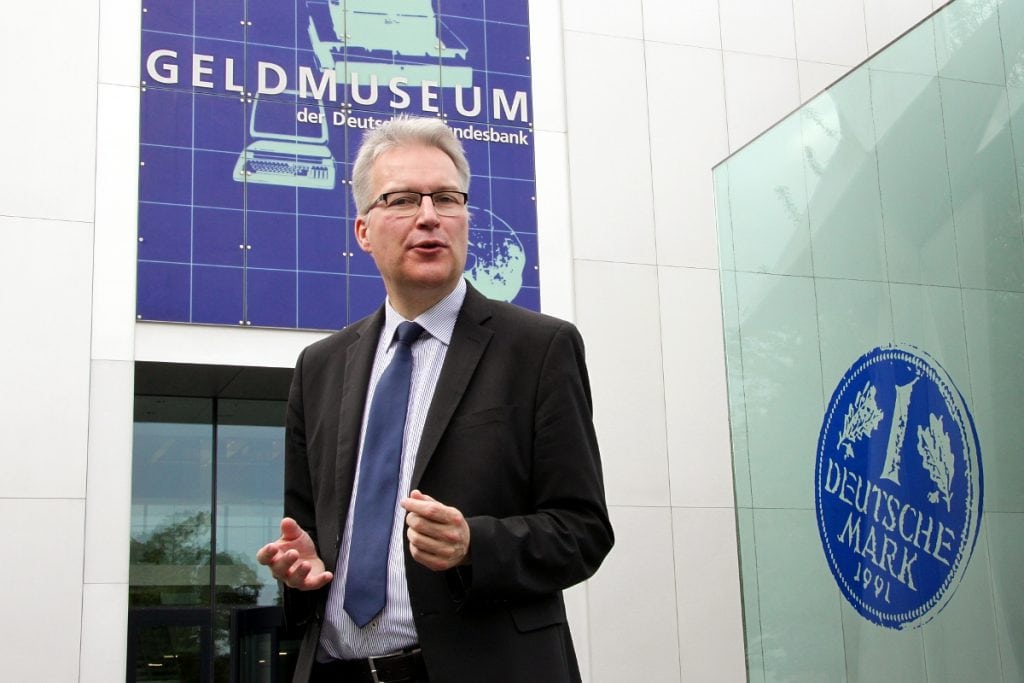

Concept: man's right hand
[[256, 517, 334, 591]]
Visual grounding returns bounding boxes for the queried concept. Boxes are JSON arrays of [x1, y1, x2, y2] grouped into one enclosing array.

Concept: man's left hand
[[401, 490, 471, 571]]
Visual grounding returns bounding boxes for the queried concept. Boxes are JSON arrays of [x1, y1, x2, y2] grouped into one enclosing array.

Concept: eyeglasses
[[371, 190, 469, 217]]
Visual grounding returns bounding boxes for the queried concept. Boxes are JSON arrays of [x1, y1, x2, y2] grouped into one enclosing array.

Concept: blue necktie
[[344, 321, 424, 627]]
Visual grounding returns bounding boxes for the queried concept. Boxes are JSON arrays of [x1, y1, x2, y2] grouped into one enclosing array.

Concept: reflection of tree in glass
[[131, 510, 211, 608], [130, 510, 261, 600], [130, 511, 263, 682]]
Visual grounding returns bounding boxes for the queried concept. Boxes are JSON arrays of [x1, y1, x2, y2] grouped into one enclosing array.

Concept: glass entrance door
[[129, 394, 298, 682]]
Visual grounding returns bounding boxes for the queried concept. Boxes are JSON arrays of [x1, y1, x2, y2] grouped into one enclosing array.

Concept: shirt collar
[[382, 277, 466, 346]]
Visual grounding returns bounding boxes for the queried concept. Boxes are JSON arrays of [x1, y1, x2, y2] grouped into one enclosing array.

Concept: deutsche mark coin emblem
[[815, 345, 983, 629]]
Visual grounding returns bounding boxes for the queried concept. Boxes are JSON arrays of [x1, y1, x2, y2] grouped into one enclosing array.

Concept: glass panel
[[940, 78, 1024, 292], [802, 70, 887, 282], [133, 622, 206, 682], [714, 0, 1024, 678], [1001, 0, 1024, 87], [130, 397, 214, 609], [934, 0, 1006, 85], [734, 272, 823, 510], [988, 513, 1024, 681], [725, 116, 813, 277], [129, 385, 297, 682], [963, 289, 1024, 513], [751, 508, 846, 681], [238, 631, 273, 682], [214, 399, 288, 681], [872, 70, 960, 287]]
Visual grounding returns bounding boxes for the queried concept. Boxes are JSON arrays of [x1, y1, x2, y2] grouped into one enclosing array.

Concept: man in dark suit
[[257, 116, 613, 683]]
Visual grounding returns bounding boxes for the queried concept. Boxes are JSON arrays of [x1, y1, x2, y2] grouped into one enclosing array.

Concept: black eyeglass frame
[[370, 190, 469, 216]]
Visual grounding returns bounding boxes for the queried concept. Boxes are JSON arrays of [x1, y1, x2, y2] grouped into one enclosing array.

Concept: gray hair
[[351, 116, 471, 215]]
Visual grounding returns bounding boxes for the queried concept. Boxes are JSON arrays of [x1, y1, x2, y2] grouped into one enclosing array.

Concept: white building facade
[[0, 0, 973, 681]]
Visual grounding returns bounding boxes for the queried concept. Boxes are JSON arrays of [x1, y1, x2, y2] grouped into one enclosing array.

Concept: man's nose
[[415, 196, 441, 225]]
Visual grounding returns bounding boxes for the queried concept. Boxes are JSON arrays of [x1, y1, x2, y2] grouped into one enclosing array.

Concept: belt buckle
[[366, 653, 389, 683], [365, 648, 416, 683], [368, 659, 385, 683]]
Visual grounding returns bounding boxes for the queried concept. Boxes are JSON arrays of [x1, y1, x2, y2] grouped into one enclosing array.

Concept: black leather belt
[[313, 648, 427, 683]]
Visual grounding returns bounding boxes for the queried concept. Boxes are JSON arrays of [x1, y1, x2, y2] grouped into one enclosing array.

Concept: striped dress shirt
[[319, 278, 467, 659]]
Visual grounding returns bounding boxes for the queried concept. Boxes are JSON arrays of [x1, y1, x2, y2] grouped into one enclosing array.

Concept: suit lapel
[[411, 285, 494, 487], [329, 309, 384, 567]]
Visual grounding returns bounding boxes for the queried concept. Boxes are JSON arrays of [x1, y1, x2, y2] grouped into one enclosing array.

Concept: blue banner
[[137, 0, 538, 330]]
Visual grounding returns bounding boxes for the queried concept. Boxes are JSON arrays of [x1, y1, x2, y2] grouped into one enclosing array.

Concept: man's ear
[[354, 215, 372, 254]]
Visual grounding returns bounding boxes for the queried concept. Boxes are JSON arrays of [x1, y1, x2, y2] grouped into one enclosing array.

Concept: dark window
[[128, 363, 299, 682]]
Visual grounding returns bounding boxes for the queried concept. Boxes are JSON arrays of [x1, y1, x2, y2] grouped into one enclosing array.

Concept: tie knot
[[395, 321, 424, 346]]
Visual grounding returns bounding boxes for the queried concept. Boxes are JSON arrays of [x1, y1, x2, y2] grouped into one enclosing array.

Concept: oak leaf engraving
[[917, 413, 954, 513], [837, 382, 884, 459]]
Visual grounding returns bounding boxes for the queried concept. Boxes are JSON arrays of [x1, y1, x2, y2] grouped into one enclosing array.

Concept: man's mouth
[[410, 240, 448, 252]]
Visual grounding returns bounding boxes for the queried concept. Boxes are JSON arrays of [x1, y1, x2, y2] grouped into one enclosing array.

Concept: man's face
[[355, 144, 469, 308]]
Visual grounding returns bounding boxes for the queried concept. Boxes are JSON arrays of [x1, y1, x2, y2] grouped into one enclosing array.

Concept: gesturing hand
[[401, 490, 471, 571], [255, 517, 333, 591]]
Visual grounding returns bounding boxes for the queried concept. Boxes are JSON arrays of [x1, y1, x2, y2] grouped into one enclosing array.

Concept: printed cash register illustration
[[232, 0, 526, 303], [232, 92, 337, 190], [233, 0, 470, 191]]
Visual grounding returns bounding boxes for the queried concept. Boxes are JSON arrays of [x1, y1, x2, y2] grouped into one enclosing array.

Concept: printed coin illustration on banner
[[815, 345, 983, 630]]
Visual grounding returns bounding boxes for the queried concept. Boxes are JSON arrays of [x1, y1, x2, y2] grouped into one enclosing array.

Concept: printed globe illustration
[[465, 208, 527, 303]]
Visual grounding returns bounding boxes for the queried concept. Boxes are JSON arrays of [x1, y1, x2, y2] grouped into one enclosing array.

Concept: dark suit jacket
[[283, 283, 614, 682]]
